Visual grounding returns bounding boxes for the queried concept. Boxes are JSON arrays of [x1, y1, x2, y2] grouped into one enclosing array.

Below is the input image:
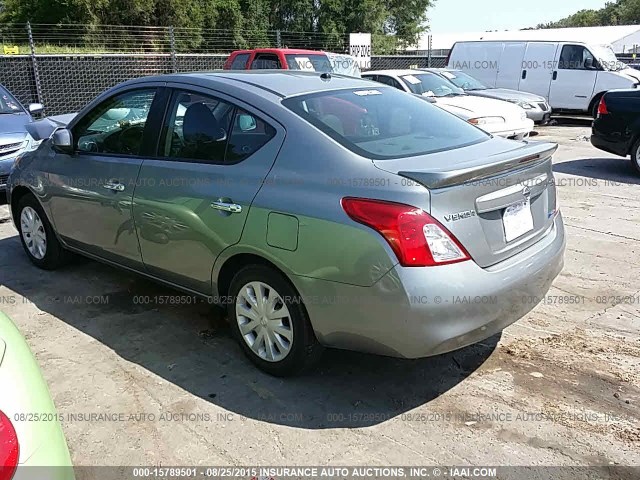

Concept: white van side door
[[496, 42, 527, 89], [548, 44, 597, 111], [448, 42, 501, 87], [519, 42, 558, 99]]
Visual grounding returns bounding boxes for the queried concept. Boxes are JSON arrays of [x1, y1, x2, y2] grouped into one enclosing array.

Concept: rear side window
[[230, 53, 250, 70], [226, 109, 276, 163], [282, 87, 488, 159], [252, 54, 280, 69], [159, 89, 275, 164]]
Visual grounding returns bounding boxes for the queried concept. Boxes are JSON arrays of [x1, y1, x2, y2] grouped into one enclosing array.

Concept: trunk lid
[[373, 137, 558, 268]]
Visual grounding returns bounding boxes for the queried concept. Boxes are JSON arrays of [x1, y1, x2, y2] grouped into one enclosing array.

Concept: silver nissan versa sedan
[[7, 71, 565, 376]]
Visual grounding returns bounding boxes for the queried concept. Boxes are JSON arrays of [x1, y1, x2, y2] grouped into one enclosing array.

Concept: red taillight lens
[[597, 96, 608, 115], [341, 197, 471, 267], [0, 410, 19, 480]]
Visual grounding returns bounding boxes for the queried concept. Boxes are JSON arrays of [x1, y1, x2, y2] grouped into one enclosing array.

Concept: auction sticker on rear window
[[403, 75, 421, 84], [353, 90, 382, 96], [441, 71, 456, 79]]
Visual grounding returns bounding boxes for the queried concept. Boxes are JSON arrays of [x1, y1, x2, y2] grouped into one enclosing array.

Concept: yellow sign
[[3, 45, 19, 55]]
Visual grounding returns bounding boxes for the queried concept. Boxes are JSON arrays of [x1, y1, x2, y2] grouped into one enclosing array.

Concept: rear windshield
[[285, 54, 332, 73], [282, 87, 488, 159]]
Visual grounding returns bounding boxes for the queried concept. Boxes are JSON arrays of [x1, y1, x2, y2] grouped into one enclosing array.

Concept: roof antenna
[[320, 72, 332, 81]]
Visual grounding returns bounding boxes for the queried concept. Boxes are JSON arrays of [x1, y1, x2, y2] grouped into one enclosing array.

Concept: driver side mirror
[[28, 103, 44, 115], [52, 128, 74, 154], [584, 57, 596, 70]]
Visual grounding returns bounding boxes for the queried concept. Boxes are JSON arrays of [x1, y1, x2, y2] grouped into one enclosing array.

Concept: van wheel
[[227, 265, 323, 376], [631, 138, 640, 175], [16, 194, 69, 270]]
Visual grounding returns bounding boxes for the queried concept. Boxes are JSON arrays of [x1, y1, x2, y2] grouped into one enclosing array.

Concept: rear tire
[[227, 264, 323, 376], [631, 138, 640, 176], [16, 194, 69, 270]]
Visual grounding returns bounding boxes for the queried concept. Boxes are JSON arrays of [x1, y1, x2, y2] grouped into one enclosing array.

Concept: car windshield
[[0, 86, 24, 114], [591, 45, 627, 72], [399, 73, 465, 97], [439, 70, 488, 91], [282, 86, 488, 160], [285, 54, 333, 73]]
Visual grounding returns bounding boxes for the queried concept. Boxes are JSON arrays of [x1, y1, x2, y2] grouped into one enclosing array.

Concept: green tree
[[1, 0, 108, 23], [1, 0, 435, 51]]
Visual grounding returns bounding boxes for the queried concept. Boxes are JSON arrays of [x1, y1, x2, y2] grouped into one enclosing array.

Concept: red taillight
[[597, 96, 609, 115], [0, 410, 19, 480], [341, 197, 471, 267]]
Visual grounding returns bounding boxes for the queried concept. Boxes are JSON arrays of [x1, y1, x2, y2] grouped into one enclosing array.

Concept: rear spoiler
[[398, 142, 558, 189]]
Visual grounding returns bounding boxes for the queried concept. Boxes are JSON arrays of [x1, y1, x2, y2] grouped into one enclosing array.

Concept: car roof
[[127, 70, 382, 98], [363, 69, 434, 76], [231, 48, 327, 55]]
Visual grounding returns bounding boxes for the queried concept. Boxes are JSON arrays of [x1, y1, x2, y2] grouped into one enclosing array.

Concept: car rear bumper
[[296, 213, 565, 358], [590, 130, 630, 157]]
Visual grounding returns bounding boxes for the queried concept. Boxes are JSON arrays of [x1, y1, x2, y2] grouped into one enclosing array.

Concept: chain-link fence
[[0, 24, 439, 115]]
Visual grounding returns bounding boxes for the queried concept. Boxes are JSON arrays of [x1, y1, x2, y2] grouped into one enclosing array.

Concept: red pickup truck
[[223, 48, 332, 72]]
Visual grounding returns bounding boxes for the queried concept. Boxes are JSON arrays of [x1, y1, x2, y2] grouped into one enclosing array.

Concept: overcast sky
[[429, 0, 610, 33]]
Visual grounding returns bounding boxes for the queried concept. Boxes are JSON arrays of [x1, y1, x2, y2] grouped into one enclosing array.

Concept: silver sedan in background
[[426, 68, 552, 124]]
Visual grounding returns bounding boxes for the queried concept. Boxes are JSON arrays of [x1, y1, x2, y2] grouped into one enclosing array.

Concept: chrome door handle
[[210, 201, 242, 213], [103, 182, 125, 192]]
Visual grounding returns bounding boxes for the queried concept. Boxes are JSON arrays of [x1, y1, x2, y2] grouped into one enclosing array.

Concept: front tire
[[227, 265, 323, 376], [16, 194, 69, 270], [631, 138, 640, 176]]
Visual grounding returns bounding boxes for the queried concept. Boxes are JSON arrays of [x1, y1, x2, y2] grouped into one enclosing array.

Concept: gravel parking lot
[[0, 120, 638, 470]]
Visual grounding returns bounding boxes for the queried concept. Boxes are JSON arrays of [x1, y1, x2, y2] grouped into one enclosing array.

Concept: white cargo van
[[447, 40, 640, 116]]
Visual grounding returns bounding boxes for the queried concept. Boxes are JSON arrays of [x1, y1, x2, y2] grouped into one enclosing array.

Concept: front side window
[[230, 53, 250, 70], [399, 73, 465, 97], [559, 45, 597, 70], [283, 87, 488, 159], [74, 89, 156, 155], [251, 54, 280, 70], [160, 90, 276, 164]]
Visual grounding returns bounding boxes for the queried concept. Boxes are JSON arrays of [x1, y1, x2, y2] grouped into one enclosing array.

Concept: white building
[[416, 25, 640, 54]]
